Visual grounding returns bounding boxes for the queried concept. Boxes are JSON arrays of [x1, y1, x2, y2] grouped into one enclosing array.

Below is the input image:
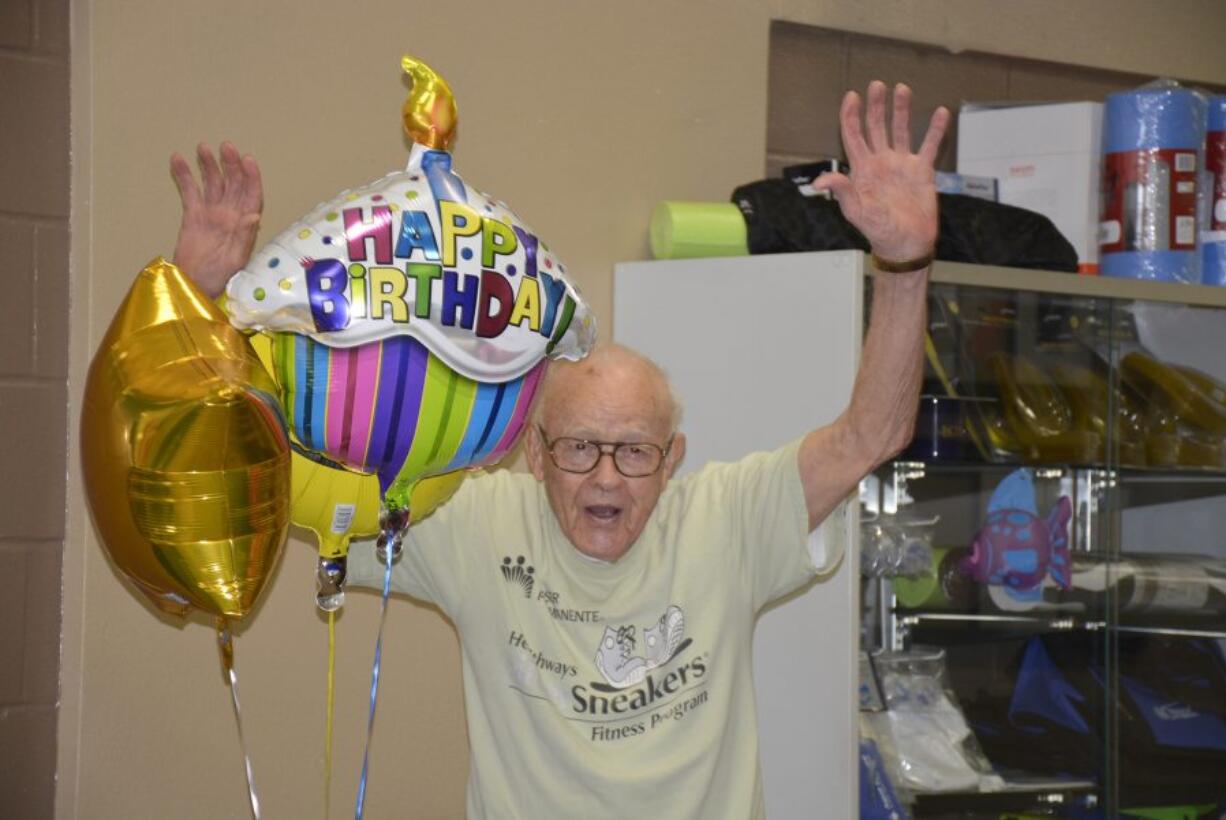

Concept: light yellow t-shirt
[[349, 439, 837, 819]]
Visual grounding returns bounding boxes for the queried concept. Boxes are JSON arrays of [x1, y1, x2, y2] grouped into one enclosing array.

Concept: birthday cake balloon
[[225, 55, 595, 383], [222, 56, 596, 605]]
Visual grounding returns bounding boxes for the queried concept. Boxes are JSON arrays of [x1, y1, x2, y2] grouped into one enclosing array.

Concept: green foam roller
[[893, 558, 939, 609], [649, 201, 748, 260], [894, 546, 974, 610]]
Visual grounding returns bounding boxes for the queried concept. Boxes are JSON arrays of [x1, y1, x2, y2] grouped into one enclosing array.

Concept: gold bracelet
[[871, 250, 935, 273]]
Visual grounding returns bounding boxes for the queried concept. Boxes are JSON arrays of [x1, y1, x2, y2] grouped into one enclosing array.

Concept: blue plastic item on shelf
[[1100, 84, 1206, 283], [1203, 97, 1226, 285], [859, 739, 909, 820]]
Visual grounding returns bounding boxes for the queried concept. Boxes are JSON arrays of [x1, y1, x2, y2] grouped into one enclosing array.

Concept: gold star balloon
[[81, 258, 291, 620]]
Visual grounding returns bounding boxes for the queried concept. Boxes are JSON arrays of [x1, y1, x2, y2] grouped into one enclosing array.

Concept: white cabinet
[[614, 250, 864, 819]]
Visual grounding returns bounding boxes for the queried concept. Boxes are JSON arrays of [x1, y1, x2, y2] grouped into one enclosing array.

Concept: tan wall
[[64, 1, 1226, 817]]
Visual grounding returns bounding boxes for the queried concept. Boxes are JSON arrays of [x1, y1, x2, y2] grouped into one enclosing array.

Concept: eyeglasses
[[537, 426, 673, 477]]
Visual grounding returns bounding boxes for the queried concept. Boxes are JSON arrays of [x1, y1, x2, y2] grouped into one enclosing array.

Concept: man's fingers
[[239, 154, 264, 218], [169, 152, 202, 209], [864, 81, 888, 153], [917, 106, 951, 165], [219, 141, 244, 205], [891, 83, 912, 153], [810, 172, 859, 218], [809, 171, 848, 194], [838, 90, 868, 165], [196, 143, 224, 203]]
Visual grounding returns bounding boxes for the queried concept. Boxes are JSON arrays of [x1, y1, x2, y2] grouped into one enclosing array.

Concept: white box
[[957, 101, 1103, 272], [935, 171, 998, 201]]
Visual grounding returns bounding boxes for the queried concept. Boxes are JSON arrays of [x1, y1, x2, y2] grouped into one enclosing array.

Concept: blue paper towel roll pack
[[1203, 96, 1226, 286], [1100, 82, 1207, 283]]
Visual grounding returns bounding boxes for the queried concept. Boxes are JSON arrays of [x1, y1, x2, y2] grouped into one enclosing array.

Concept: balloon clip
[[315, 556, 348, 612], [216, 617, 235, 675], [374, 506, 410, 565]]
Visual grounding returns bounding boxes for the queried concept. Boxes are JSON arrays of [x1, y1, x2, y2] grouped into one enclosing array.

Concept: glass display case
[[860, 265, 1226, 820]]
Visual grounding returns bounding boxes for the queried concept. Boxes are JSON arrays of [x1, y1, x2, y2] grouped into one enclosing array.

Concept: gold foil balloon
[[401, 54, 457, 150], [81, 258, 291, 620]]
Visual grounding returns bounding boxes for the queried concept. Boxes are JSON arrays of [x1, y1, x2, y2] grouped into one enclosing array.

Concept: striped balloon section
[[270, 333, 546, 508]]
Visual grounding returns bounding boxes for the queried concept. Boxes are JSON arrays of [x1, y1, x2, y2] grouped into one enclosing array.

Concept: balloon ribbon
[[325, 609, 336, 820], [217, 619, 262, 820], [354, 525, 400, 819]]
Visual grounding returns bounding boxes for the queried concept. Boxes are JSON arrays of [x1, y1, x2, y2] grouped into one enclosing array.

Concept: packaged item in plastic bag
[[872, 647, 1003, 793], [859, 738, 911, 820], [1100, 79, 1207, 283], [859, 513, 938, 580]]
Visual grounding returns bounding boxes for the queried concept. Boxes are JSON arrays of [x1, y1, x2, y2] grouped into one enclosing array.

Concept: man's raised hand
[[170, 141, 263, 299], [811, 81, 949, 268]]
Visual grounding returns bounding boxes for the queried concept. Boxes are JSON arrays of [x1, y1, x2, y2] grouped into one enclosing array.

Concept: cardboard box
[[957, 101, 1103, 273]]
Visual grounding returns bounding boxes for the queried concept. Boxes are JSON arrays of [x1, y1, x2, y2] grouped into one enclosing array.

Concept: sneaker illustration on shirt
[[594, 605, 686, 688]]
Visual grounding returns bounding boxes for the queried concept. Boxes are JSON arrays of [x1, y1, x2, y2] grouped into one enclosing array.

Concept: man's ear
[[526, 425, 547, 481], [664, 432, 686, 478]]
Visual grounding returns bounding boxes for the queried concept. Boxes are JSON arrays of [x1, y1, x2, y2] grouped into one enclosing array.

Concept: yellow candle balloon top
[[401, 54, 457, 151]]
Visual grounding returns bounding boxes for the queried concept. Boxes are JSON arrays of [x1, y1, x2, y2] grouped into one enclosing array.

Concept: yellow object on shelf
[[1123, 352, 1226, 436], [1049, 360, 1148, 466], [989, 352, 1101, 463]]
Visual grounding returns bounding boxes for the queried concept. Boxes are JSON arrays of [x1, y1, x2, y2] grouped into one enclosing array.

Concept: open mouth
[[585, 505, 622, 522]]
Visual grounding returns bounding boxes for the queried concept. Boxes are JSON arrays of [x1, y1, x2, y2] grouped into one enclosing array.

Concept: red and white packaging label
[[1208, 129, 1226, 231], [1099, 148, 1198, 253]]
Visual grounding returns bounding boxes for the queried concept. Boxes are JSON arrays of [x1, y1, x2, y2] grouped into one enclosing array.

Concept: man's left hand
[[810, 81, 949, 265]]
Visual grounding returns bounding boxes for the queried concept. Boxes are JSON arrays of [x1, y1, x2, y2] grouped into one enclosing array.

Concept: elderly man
[[172, 81, 947, 819]]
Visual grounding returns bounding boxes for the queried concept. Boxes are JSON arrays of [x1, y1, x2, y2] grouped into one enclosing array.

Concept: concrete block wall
[[0, 0, 70, 816]]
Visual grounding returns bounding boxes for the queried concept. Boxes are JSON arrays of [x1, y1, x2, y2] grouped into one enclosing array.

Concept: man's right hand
[[170, 141, 263, 300]]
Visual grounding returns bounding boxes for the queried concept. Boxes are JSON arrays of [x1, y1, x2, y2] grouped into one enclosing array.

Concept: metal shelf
[[910, 778, 1098, 818], [883, 459, 1226, 511], [926, 257, 1226, 308], [899, 611, 1086, 631], [890, 459, 1226, 482], [898, 610, 1226, 640]]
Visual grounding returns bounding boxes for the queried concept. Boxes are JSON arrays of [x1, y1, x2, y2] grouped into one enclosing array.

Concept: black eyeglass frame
[[536, 425, 675, 478]]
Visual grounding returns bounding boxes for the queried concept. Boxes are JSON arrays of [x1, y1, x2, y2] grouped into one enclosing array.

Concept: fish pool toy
[[961, 468, 1072, 602]]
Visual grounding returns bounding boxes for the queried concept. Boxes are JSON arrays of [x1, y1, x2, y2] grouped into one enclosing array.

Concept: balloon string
[[354, 539, 395, 819], [217, 619, 262, 820], [325, 609, 336, 820]]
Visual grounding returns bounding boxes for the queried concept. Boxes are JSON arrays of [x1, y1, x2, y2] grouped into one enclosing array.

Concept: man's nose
[[590, 450, 623, 486]]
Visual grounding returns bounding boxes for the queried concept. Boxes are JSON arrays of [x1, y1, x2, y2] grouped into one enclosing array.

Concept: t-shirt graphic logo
[[594, 605, 688, 689], [500, 555, 535, 597]]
